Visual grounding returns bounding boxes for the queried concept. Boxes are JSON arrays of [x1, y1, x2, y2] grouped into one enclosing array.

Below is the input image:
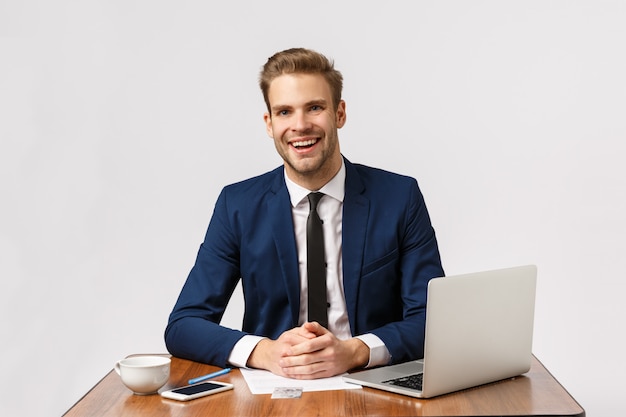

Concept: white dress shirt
[[228, 160, 391, 368]]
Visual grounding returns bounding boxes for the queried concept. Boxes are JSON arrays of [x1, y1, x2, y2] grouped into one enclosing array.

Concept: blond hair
[[259, 48, 343, 112]]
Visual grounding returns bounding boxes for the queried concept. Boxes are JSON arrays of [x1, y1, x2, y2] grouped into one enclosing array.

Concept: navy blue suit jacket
[[165, 157, 444, 368]]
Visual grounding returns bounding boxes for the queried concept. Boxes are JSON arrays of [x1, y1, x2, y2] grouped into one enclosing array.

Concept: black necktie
[[307, 192, 328, 328]]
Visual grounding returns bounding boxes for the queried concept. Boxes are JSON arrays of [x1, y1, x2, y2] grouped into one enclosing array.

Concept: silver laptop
[[343, 265, 537, 398]]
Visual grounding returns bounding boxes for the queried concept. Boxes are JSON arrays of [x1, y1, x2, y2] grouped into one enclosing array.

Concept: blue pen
[[188, 368, 232, 385]]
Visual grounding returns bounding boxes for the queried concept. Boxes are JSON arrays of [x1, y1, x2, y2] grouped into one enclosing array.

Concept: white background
[[1, 1, 624, 415]]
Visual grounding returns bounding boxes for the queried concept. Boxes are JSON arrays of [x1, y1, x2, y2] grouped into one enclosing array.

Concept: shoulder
[[346, 159, 419, 195], [209, 166, 285, 224], [352, 163, 415, 183], [209, 166, 286, 217], [220, 165, 284, 199]]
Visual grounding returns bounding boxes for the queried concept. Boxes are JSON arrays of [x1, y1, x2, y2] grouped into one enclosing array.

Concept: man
[[165, 48, 444, 380]]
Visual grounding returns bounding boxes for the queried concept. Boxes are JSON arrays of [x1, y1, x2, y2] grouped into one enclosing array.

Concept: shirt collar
[[285, 159, 346, 207]]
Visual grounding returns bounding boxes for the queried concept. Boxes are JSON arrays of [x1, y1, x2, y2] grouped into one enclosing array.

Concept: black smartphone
[[160, 381, 233, 401]]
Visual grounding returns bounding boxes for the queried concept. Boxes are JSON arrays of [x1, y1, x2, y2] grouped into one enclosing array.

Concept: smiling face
[[264, 73, 346, 191]]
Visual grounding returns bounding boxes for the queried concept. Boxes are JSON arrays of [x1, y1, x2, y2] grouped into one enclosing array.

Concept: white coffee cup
[[114, 355, 171, 395]]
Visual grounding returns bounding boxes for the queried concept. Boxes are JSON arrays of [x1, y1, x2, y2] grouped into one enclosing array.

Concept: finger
[[287, 334, 332, 357], [279, 329, 315, 346], [281, 361, 333, 379], [294, 329, 317, 340], [302, 321, 328, 337]]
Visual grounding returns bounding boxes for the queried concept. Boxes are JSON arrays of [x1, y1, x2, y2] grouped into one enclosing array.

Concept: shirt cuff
[[227, 335, 266, 368], [355, 333, 391, 368]]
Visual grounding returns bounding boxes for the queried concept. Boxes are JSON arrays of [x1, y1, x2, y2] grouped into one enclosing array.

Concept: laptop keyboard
[[383, 373, 423, 391]]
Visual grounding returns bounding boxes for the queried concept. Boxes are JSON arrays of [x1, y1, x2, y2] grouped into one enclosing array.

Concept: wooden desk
[[64, 355, 584, 417]]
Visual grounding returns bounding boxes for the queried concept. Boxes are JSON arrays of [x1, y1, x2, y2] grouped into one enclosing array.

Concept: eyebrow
[[305, 99, 328, 108], [270, 99, 328, 113]]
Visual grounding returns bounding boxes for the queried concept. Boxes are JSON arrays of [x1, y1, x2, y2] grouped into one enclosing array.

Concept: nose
[[292, 110, 312, 132]]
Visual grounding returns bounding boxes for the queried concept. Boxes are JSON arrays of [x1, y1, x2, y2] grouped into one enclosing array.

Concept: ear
[[335, 100, 347, 128], [263, 112, 273, 138]]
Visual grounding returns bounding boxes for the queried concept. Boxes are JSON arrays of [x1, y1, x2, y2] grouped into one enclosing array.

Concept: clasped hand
[[247, 321, 369, 379]]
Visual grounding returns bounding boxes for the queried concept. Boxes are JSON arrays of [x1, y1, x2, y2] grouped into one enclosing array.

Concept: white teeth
[[292, 139, 317, 148]]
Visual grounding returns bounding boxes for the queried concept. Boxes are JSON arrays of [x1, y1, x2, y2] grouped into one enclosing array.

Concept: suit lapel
[[341, 159, 369, 334], [267, 170, 301, 327]]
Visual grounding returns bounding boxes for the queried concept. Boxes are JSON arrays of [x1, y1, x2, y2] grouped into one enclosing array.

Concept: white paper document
[[240, 368, 362, 395]]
